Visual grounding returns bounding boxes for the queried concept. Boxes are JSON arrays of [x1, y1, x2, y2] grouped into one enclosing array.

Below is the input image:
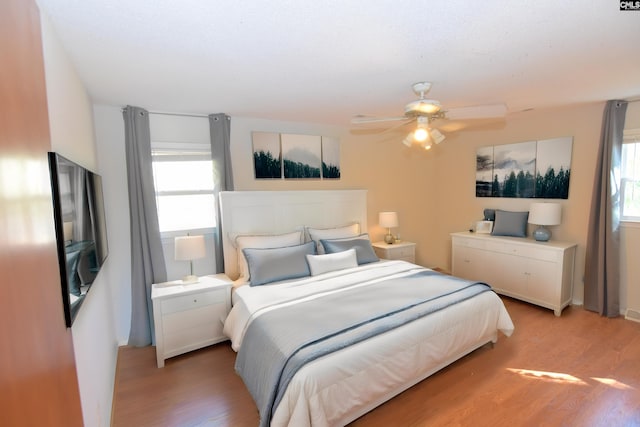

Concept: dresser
[[152, 274, 232, 367], [372, 241, 416, 263], [451, 232, 576, 316]]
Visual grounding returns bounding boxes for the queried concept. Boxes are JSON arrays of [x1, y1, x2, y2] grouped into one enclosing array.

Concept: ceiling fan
[[351, 82, 507, 150]]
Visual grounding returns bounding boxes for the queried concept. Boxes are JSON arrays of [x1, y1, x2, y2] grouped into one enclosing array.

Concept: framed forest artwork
[[252, 132, 341, 180], [282, 134, 321, 179], [252, 131, 282, 179], [321, 136, 340, 179], [476, 136, 573, 199]]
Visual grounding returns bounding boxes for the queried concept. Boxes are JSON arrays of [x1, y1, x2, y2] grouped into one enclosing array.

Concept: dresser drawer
[[452, 236, 486, 250], [486, 242, 560, 262], [161, 289, 226, 314]]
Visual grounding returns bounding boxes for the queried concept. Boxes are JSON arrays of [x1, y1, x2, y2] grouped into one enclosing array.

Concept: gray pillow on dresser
[[491, 209, 529, 237]]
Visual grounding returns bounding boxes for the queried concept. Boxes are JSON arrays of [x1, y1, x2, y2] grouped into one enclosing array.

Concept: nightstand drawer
[[164, 323, 220, 355], [161, 289, 226, 314], [163, 304, 223, 334], [372, 241, 416, 263], [390, 246, 414, 258]]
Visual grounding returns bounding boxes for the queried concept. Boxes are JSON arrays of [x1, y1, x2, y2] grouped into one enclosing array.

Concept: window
[[621, 129, 640, 222], [152, 143, 216, 233]]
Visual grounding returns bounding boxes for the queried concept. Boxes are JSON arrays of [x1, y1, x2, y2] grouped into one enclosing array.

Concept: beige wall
[[231, 116, 435, 244], [230, 102, 640, 312], [430, 102, 605, 305]]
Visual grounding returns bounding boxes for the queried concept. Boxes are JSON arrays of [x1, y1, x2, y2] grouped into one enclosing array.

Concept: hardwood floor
[[111, 297, 640, 426]]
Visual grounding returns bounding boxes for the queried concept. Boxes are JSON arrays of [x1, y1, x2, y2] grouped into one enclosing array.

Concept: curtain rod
[[126, 110, 231, 120], [120, 107, 213, 118], [148, 111, 209, 118]]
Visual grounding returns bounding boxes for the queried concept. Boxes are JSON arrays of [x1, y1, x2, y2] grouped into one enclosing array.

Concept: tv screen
[[48, 152, 109, 327]]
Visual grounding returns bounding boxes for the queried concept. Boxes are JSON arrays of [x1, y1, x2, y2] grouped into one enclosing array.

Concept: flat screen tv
[[48, 152, 109, 327]]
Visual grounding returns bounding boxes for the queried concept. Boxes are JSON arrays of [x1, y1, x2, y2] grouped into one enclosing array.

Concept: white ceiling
[[37, 0, 640, 127]]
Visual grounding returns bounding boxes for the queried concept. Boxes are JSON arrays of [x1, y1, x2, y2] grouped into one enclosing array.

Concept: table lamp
[[174, 235, 206, 283], [528, 203, 561, 242], [379, 211, 399, 244]]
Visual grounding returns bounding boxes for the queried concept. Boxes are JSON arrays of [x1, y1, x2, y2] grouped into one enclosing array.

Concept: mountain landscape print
[[476, 136, 573, 199], [252, 131, 282, 179], [252, 132, 341, 180]]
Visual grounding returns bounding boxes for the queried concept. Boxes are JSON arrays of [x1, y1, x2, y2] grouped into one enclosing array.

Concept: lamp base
[[384, 233, 395, 244], [533, 226, 551, 242], [181, 275, 199, 284]]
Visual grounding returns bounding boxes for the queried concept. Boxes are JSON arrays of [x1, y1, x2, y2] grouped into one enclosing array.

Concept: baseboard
[[625, 309, 640, 323]]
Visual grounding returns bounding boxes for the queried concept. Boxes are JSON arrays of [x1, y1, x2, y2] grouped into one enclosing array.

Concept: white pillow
[[306, 248, 358, 276], [234, 231, 303, 281], [306, 223, 360, 254]]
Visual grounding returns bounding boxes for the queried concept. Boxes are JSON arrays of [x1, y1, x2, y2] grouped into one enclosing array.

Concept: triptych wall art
[[252, 131, 340, 180], [476, 136, 573, 199]]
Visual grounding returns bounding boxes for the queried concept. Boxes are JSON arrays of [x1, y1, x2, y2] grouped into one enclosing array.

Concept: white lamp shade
[[379, 211, 399, 228], [174, 235, 206, 261], [528, 203, 562, 226]]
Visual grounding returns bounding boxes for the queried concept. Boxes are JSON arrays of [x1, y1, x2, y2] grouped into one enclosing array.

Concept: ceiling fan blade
[[379, 118, 415, 134], [349, 117, 415, 136], [351, 115, 409, 124], [435, 121, 468, 133], [446, 103, 507, 120]]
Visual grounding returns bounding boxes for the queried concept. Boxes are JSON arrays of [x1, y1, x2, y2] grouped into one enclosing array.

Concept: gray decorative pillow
[[491, 209, 529, 237], [320, 236, 379, 265], [483, 209, 496, 221], [243, 241, 316, 286]]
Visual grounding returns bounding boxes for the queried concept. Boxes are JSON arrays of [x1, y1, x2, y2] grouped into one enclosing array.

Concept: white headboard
[[219, 190, 368, 280]]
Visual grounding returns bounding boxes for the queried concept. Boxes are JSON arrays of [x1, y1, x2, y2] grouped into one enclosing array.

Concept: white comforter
[[224, 260, 514, 426]]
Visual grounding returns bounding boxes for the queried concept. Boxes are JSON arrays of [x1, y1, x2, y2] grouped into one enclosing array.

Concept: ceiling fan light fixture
[[430, 128, 446, 144], [402, 133, 413, 147], [413, 127, 429, 142], [423, 140, 433, 150]]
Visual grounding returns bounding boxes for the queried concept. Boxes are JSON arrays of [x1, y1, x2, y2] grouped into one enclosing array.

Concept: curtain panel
[[209, 113, 234, 273], [123, 106, 167, 346], [584, 100, 627, 317]]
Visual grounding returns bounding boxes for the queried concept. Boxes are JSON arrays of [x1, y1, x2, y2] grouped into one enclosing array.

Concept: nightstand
[[372, 241, 416, 263], [151, 273, 232, 368]]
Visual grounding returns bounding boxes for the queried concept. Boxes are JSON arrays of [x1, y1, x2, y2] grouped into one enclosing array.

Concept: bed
[[220, 190, 514, 427]]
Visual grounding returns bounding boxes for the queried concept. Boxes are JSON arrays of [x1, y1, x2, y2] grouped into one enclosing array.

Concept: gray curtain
[[123, 106, 167, 346], [584, 100, 627, 317], [209, 113, 233, 273]]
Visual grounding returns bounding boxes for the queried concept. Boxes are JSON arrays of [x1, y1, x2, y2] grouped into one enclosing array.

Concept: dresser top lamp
[[528, 203, 562, 242]]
